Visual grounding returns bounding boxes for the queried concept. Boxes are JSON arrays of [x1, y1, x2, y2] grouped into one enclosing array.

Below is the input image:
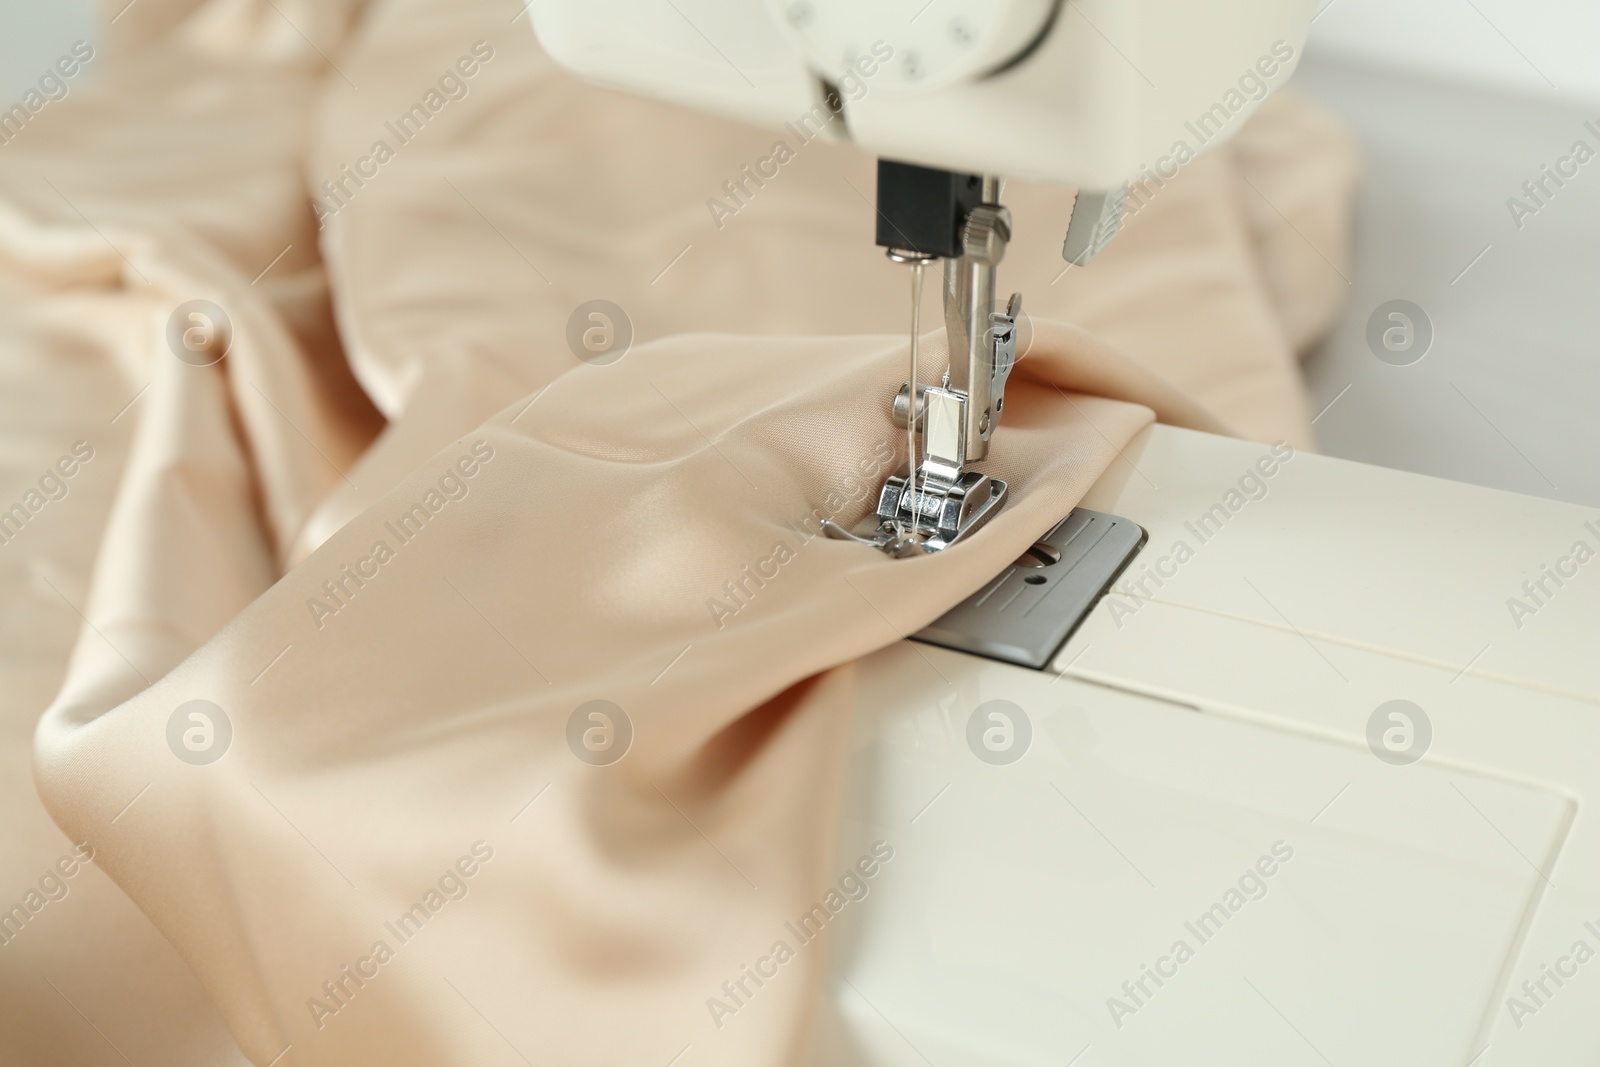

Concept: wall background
[[0, 0, 95, 101]]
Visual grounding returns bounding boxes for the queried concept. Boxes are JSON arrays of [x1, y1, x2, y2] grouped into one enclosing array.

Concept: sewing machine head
[[529, 0, 1313, 554]]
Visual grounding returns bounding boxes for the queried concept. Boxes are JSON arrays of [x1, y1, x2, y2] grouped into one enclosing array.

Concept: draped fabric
[[0, 1, 1357, 1062]]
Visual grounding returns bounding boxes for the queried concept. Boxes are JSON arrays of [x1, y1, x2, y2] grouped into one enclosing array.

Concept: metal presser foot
[[825, 163, 1022, 558]]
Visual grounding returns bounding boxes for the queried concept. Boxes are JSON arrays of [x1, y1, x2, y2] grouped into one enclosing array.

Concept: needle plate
[[913, 508, 1146, 669]]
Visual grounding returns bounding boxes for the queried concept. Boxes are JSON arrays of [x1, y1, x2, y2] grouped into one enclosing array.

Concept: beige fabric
[[0, 1, 1356, 1064], [1230, 89, 1364, 355]]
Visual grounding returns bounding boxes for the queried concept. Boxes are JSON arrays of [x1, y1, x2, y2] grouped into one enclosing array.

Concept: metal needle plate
[[913, 508, 1146, 669]]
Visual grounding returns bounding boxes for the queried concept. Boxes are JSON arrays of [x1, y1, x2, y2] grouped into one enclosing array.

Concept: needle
[[905, 259, 926, 546]]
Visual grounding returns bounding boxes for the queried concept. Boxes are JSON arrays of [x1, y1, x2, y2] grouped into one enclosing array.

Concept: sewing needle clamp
[[825, 167, 1021, 558]]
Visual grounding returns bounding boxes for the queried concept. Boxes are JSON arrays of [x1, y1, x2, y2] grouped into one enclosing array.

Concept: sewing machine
[[530, 4, 1599, 1062], [532, 0, 1308, 553]]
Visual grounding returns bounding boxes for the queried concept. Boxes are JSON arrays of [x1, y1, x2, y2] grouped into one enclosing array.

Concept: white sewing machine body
[[531, 0, 1312, 189], [818, 424, 1599, 1066]]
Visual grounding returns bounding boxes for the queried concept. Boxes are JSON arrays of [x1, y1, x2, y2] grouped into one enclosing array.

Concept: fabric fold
[[37, 328, 1158, 1065]]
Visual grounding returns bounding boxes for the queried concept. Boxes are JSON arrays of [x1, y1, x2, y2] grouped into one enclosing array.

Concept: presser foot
[[851, 167, 1024, 560], [822, 465, 1008, 556]]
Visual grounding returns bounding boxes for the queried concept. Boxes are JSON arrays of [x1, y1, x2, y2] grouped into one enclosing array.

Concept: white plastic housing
[[820, 424, 1600, 1064], [530, 0, 1314, 188]]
